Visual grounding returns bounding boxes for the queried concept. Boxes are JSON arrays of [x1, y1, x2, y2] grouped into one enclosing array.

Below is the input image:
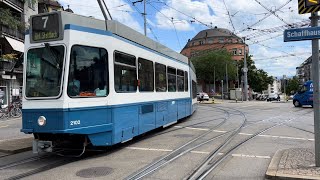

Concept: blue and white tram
[[21, 11, 197, 153]]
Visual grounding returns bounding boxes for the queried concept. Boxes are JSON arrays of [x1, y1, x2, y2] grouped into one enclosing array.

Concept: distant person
[[68, 78, 80, 96]]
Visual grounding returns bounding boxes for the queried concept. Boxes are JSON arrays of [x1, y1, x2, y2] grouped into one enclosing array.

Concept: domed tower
[[180, 27, 249, 61]]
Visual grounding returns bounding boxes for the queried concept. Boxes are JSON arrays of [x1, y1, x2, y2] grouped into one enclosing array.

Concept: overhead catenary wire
[[238, 0, 293, 33], [253, 0, 291, 25], [126, 0, 160, 41], [223, 0, 236, 33]]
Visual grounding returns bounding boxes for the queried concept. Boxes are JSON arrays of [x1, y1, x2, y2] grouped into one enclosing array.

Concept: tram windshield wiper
[[44, 43, 61, 70]]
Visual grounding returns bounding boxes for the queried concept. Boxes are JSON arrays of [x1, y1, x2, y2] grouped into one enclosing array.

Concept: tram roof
[[58, 11, 188, 64]]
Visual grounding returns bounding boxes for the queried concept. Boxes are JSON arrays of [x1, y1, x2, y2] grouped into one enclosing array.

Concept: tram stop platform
[[0, 137, 32, 154], [266, 148, 320, 180]]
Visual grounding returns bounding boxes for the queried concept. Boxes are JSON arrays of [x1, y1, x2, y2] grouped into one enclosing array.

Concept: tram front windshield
[[25, 45, 64, 98]]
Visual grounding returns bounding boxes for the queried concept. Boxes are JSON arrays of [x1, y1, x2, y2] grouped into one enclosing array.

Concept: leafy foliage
[[282, 76, 300, 95], [238, 55, 273, 93], [1, 54, 18, 61], [0, 8, 24, 30], [191, 50, 237, 84]]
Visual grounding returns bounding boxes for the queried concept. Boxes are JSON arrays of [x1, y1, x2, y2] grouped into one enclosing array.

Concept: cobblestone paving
[[279, 148, 320, 177]]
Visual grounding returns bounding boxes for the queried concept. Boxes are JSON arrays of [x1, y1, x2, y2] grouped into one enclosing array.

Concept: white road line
[[185, 127, 210, 131], [0, 125, 8, 128], [231, 154, 270, 159], [238, 132, 253, 136], [175, 126, 313, 141], [126, 147, 270, 159], [126, 147, 172, 152]]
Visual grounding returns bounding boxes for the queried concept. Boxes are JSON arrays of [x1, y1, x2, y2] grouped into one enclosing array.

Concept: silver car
[[197, 92, 210, 101]]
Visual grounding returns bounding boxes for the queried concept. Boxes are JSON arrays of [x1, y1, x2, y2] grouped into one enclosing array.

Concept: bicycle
[[0, 102, 22, 119]]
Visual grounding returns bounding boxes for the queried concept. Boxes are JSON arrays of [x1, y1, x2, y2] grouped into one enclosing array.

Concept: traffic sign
[[299, 0, 320, 14], [242, 68, 248, 73], [284, 26, 320, 42]]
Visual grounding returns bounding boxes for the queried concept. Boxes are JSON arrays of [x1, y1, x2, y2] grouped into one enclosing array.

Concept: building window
[[155, 63, 167, 92], [114, 51, 137, 93], [68, 45, 108, 97], [238, 49, 242, 55], [138, 58, 154, 92], [177, 70, 184, 92], [219, 38, 224, 43], [192, 42, 195, 46], [28, 0, 35, 10], [232, 48, 237, 55], [199, 41, 204, 45], [228, 39, 232, 43], [208, 38, 214, 44], [167, 67, 176, 92]]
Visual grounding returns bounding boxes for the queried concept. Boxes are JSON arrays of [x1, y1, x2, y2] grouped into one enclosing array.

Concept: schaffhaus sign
[[284, 26, 320, 42]]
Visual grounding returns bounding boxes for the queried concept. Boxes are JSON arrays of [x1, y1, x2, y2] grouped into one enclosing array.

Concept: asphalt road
[[0, 117, 31, 142], [0, 101, 315, 180]]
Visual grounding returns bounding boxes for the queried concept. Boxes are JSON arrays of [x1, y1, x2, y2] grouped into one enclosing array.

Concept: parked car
[[197, 92, 210, 101], [267, 94, 280, 102]]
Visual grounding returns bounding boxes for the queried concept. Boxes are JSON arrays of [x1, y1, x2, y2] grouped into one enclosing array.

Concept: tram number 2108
[[70, 120, 81, 126]]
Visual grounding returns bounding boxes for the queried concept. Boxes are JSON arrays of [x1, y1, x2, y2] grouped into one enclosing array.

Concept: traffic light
[[305, 0, 320, 7]]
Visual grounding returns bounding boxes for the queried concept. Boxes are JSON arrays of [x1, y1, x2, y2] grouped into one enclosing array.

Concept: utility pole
[[226, 63, 228, 95], [283, 75, 286, 102], [214, 66, 216, 93], [221, 80, 224, 100], [243, 37, 248, 101], [237, 63, 239, 88], [144, 0, 147, 36], [311, 12, 320, 167]]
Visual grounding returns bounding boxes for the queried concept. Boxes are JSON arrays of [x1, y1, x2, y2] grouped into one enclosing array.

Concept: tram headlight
[[38, 116, 46, 126]]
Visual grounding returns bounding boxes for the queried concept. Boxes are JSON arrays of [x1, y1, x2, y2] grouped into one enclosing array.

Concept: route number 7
[[42, 16, 48, 29]]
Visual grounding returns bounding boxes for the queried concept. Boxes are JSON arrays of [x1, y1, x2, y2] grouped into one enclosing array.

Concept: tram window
[[185, 71, 188, 91], [114, 51, 137, 93], [26, 45, 64, 98], [177, 69, 184, 92], [68, 45, 108, 97], [138, 58, 154, 92], [167, 67, 176, 92], [155, 63, 167, 92], [192, 80, 197, 98]]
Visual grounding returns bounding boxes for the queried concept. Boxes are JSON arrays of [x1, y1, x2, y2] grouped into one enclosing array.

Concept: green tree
[[282, 76, 300, 95], [191, 50, 237, 87], [0, 8, 24, 30], [238, 55, 273, 93]]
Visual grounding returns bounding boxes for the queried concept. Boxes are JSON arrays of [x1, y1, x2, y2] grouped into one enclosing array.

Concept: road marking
[[231, 154, 270, 159], [126, 147, 270, 159], [126, 147, 172, 152], [0, 125, 8, 128], [185, 127, 210, 131], [174, 126, 313, 141]]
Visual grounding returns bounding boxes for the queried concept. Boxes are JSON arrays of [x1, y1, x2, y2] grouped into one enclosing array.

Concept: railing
[[0, 60, 15, 72], [3, 0, 24, 10], [0, 25, 24, 40]]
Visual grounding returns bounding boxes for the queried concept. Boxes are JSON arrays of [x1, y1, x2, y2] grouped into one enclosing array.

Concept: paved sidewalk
[[266, 148, 320, 179], [0, 137, 32, 154]]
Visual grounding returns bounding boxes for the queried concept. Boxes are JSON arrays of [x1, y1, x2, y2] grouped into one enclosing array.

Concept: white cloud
[[59, 0, 143, 33]]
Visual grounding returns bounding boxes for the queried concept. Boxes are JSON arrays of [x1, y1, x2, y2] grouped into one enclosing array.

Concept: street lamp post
[[283, 75, 287, 102], [243, 37, 248, 101]]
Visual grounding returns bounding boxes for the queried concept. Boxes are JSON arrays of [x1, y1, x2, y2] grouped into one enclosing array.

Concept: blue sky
[[59, 0, 312, 78]]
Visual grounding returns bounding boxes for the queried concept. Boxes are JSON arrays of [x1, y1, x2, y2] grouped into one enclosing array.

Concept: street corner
[[0, 137, 33, 154], [266, 148, 320, 180]]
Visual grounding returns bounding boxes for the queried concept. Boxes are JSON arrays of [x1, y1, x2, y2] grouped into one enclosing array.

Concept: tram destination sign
[[30, 12, 63, 43], [284, 26, 320, 42]]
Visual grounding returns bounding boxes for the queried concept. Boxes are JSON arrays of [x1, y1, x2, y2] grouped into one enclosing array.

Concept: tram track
[[126, 106, 244, 180], [126, 104, 312, 180], [186, 105, 313, 180]]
